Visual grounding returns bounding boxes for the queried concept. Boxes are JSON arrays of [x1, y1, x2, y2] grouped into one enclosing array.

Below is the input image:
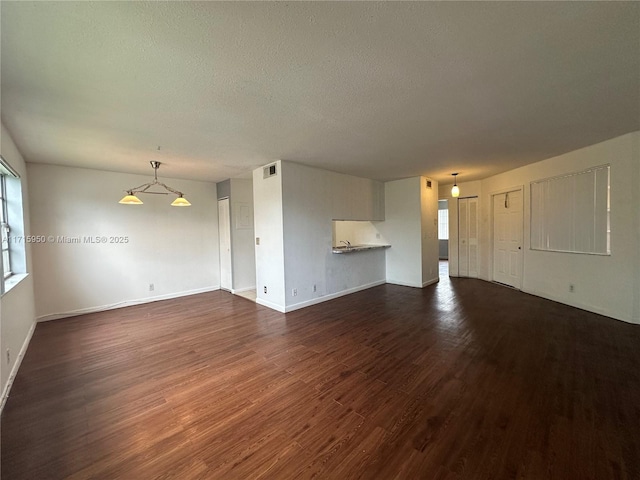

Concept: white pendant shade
[[171, 196, 191, 207], [119, 161, 191, 206], [119, 193, 143, 204], [451, 172, 460, 197]]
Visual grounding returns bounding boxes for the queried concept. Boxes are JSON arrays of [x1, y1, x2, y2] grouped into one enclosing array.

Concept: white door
[[492, 189, 523, 288], [218, 198, 232, 291], [458, 197, 478, 278]]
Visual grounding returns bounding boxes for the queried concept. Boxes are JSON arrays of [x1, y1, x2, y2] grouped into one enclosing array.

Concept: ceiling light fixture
[[451, 173, 460, 198], [119, 161, 191, 206]]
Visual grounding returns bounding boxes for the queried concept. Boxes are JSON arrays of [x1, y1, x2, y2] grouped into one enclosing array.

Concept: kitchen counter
[[332, 244, 391, 254]]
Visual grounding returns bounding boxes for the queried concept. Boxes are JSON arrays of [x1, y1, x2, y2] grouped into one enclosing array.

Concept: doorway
[[218, 197, 232, 291], [492, 188, 523, 289], [438, 200, 449, 261]]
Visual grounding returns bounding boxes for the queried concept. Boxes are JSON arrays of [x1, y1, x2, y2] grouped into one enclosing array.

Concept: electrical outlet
[[264, 286, 267, 294], [569, 284, 575, 293], [149, 283, 154, 292], [6, 349, 10, 364], [292, 288, 298, 296], [256, 237, 260, 245], [313, 284, 317, 293], [376, 233, 381, 239]]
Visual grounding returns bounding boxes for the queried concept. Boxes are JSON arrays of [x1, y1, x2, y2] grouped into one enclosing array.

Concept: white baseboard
[[387, 277, 439, 288], [521, 285, 633, 323], [422, 277, 439, 288], [386, 279, 422, 288], [36, 286, 221, 322], [283, 280, 386, 313], [1, 320, 36, 413], [476, 277, 634, 324], [255, 297, 286, 313], [231, 286, 256, 294]]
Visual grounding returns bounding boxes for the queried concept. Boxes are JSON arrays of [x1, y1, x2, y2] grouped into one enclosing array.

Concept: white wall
[[229, 178, 256, 292], [1, 124, 37, 405], [28, 164, 220, 320], [254, 163, 443, 312], [379, 176, 439, 288], [250, 161, 388, 312], [440, 180, 482, 277], [253, 161, 286, 311], [446, 132, 640, 324], [281, 162, 386, 311], [420, 177, 439, 286], [216, 179, 231, 201], [379, 178, 423, 287], [484, 132, 639, 323]]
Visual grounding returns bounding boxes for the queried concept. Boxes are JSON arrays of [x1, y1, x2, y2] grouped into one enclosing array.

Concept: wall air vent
[[263, 164, 277, 179], [426, 179, 432, 189]]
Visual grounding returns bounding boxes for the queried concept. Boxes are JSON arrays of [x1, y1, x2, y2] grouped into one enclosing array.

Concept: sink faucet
[[340, 240, 351, 248]]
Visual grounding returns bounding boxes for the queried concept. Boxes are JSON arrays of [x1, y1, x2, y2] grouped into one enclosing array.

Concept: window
[[0, 154, 25, 293], [438, 200, 449, 240], [1, 175, 11, 278], [530, 165, 610, 255]]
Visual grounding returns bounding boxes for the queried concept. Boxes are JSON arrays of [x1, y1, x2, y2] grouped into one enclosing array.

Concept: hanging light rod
[[119, 161, 191, 206], [451, 172, 460, 198]]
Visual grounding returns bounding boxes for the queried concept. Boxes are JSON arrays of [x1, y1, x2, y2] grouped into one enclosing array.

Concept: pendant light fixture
[[119, 161, 191, 206], [451, 173, 460, 198]]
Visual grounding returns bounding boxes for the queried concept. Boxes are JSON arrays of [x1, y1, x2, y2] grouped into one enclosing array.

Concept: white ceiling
[[1, 2, 638, 184]]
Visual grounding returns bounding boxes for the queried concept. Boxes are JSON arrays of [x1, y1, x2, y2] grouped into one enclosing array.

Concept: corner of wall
[[474, 132, 640, 323], [0, 123, 38, 409], [253, 162, 286, 310], [1, 319, 36, 412]]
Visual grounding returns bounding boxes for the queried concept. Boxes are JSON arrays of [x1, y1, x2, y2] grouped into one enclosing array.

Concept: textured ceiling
[[1, 2, 639, 184]]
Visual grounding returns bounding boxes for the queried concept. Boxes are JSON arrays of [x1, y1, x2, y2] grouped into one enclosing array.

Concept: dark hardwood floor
[[2, 274, 639, 479]]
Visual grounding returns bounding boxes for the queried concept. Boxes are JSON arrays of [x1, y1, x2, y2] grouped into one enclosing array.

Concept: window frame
[[1, 174, 12, 279], [438, 203, 449, 240], [530, 164, 610, 255]]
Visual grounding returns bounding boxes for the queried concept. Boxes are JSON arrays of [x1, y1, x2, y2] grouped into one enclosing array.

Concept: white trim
[[489, 185, 525, 290], [386, 279, 422, 288], [1, 272, 29, 297], [255, 297, 286, 313], [488, 184, 525, 197], [36, 286, 220, 322], [522, 285, 618, 322], [387, 278, 439, 289], [0, 154, 20, 178], [231, 286, 256, 294], [283, 280, 386, 313], [1, 320, 36, 412], [422, 277, 439, 288]]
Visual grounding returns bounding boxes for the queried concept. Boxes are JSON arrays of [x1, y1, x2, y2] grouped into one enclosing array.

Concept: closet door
[[458, 197, 478, 278], [467, 197, 478, 277], [218, 198, 232, 291], [459, 199, 469, 277], [492, 189, 523, 289]]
